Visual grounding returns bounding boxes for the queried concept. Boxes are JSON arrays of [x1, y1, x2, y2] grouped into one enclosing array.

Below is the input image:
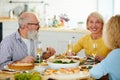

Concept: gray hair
[[18, 17, 30, 28]]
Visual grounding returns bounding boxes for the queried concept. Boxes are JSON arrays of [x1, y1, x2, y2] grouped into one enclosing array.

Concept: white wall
[[0, 0, 120, 27], [44, 0, 97, 28], [0, 0, 23, 17], [98, 0, 114, 22], [114, 0, 120, 15]]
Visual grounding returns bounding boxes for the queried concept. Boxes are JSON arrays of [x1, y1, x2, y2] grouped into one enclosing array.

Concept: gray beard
[[28, 30, 38, 41]]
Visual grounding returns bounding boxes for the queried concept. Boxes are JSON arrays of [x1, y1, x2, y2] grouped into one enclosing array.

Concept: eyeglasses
[[27, 22, 40, 27]]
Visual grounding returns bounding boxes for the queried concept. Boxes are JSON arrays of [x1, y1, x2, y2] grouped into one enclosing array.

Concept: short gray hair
[[18, 17, 30, 28]]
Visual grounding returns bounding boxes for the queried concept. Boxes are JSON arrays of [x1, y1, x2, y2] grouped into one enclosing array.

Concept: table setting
[[0, 41, 96, 80], [0, 54, 95, 80]]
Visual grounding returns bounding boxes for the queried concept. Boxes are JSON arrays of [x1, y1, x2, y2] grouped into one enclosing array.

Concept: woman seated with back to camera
[[90, 14, 120, 80]]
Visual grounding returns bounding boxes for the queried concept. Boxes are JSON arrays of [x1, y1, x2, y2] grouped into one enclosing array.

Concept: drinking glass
[[67, 40, 73, 56], [36, 41, 43, 63], [92, 43, 97, 64]]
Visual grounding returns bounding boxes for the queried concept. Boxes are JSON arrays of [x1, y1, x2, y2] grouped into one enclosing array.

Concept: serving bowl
[[47, 59, 80, 69]]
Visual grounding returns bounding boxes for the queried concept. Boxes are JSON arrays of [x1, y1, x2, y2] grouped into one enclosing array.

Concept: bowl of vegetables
[[47, 59, 80, 69]]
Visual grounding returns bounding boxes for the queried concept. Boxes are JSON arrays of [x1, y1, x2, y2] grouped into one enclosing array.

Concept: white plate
[[34, 65, 48, 73], [43, 71, 90, 80], [47, 59, 80, 69]]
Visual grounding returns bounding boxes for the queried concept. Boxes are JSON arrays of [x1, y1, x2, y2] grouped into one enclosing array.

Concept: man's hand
[[65, 52, 76, 56], [46, 47, 56, 56], [19, 56, 35, 63], [43, 47, 56, 59]]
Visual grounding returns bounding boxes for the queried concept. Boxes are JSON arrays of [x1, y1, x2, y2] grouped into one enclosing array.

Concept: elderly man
[[0, 12, 55, 70]]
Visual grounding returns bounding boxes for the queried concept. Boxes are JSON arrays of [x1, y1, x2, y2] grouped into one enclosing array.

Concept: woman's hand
[[95, 55, 105, 62]]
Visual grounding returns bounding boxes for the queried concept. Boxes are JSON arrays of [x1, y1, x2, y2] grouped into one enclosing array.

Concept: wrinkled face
[[87, 16, 103, 34], [27, 17, 40, 40]]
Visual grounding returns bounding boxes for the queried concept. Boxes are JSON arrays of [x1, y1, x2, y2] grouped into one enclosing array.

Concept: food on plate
[[44, 67, 79, 76], [67, 56, 80, 60], [35, 62, 48, 66], [44, 68, 60, 75], [54, 54, 87, 64], [47, 59, 80, 69], [42, 67, 90, 80], [80, 65, 93, 71], [54, 54, 67, 59], [53, 59, 76, 64], [60, 67, 79, 74], [8, 62, 34, 70]]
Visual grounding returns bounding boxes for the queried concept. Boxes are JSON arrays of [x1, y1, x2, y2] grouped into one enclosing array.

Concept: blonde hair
[[103, 15, 120, 49], [86, 12, 104, 29]]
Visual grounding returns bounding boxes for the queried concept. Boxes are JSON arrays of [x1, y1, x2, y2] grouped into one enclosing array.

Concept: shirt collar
[[15, 29, 21, 40], [15, 29, 34, 42], [15, 29, 24, 43]]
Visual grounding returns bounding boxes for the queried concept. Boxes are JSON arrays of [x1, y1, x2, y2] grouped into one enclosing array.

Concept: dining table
[[0, 71, 14, 80], [0, 69, 94, 80], [0, 56, 95, 80]]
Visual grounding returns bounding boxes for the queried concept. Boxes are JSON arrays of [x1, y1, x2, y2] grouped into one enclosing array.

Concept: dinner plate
[[0, 69, 17, 74], [42, 71, 90, 80], [80, 65, 93, 71], [34, 63, 49, 73], [34, 66, 48, 73]]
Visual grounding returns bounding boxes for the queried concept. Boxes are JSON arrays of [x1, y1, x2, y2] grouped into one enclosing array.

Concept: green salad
[[53, 60, 76, 64]]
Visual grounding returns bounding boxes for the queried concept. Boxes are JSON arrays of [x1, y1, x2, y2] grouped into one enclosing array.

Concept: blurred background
[[0, 0, 120, 28]]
